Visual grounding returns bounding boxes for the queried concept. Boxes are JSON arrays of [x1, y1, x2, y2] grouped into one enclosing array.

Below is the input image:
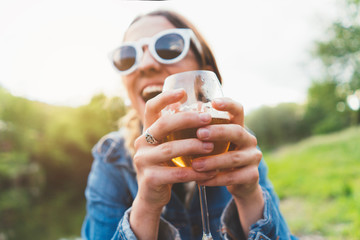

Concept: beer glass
[[162, 70, 230, 240]]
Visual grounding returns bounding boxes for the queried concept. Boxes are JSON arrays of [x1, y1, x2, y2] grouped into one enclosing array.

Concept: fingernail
[[192, 159, 205, 169], [174, 88, 184, 97], [213, 98, 225, 108], [198, 128, 210, 139], [199, 113, 211, 122], [202, 142, 213, 151]]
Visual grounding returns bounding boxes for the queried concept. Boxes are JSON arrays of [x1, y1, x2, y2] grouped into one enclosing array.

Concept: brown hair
[[120, 10, 222, 156]]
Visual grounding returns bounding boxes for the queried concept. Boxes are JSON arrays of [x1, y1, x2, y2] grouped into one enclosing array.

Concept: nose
[[137, 46, 161, 74]]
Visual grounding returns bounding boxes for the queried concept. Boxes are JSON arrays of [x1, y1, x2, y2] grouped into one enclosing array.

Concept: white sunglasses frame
[[111, 28, 202, 75]]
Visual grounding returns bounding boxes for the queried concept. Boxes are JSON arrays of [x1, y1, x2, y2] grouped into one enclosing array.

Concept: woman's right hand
[[129, 89, 217, 239]]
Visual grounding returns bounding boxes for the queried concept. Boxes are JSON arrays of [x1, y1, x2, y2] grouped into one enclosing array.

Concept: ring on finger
[[145, 128, 160, 145]]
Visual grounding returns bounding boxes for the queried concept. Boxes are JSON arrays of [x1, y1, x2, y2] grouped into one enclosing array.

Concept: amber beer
[[166, 117, 230, 167]]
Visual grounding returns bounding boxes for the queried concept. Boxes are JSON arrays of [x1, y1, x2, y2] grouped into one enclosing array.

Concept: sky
[[0, 0, 339, 114]]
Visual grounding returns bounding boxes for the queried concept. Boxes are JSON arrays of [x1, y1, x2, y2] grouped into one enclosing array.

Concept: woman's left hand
[[191, 97, 263, 200], [191, 97, 264, 236]]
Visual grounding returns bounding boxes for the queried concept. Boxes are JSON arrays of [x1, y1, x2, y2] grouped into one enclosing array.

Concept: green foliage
[[245, 103, 307, 150], [314, 2, 360, 91], [306, 0, 360, 131], [0, 86, 126, 239], [265, 126, 360, 239], [303, 80, 351, 134], [1, 189, 86, 240], [247, 0, 360, 150], [33, 93, 126, 193]]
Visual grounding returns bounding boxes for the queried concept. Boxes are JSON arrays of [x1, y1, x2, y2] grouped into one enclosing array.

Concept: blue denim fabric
[[81, 130, 298, 240]]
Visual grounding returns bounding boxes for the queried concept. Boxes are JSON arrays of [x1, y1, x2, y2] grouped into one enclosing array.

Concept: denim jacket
[[81, 129, 298, 240]]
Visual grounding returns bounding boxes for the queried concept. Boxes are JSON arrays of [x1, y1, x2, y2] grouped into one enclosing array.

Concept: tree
[[246, 103, 306, 150], [307, 0, 360, 130]]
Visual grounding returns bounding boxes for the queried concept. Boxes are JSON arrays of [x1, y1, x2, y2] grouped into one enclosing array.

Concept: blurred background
[[0, 0, 359, 239]]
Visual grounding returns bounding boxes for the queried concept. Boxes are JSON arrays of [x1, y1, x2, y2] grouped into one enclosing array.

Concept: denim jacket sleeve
[[81, 130, 138, 240], [220, 158, 298, 240], [81, 130, 182, 240], [113, 207, 181, 240]]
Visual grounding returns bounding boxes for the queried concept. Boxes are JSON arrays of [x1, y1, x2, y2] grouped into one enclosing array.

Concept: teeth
[[142, 85, 163, 95], [141, 85, 163, 102]]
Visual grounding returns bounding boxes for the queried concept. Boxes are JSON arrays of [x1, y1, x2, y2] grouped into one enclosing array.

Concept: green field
[[265, 126, 360, 239]]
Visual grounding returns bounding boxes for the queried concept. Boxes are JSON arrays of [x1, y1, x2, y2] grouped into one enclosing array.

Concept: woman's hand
[[191, 97, 264, 236], [129, 89, 218, 239]]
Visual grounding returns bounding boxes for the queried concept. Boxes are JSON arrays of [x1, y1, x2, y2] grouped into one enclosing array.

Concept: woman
[[82, 10, 297, 240]]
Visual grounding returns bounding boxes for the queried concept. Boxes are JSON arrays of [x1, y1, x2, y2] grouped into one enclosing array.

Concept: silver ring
[[145, 129, 159, 145]]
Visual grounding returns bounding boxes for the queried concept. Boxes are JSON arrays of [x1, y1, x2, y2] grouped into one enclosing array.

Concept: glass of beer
[[162, 70, 230, 240]]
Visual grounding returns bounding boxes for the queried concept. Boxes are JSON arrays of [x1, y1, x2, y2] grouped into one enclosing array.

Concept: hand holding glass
[[162, 70, 230, 240]]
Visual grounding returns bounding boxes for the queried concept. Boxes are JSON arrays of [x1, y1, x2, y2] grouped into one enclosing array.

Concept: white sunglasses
[[111, 28, 202, 75]]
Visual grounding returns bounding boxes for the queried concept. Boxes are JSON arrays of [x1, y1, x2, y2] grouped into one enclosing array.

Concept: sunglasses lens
[[113, 46, 136, 71], [155, 33, 185, 60]]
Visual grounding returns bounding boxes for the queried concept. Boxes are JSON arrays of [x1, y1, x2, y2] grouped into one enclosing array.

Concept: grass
[[0, 190, 85, 240], [265, 126, 360, 239]]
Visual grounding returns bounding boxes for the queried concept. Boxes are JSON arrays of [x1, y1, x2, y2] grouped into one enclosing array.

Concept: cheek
[[167, 60, 200, 74], [122, 77, 136, 96], [164, 50, 201, 73], [180, 52, 201, 70], [122, 76, 144, 118]]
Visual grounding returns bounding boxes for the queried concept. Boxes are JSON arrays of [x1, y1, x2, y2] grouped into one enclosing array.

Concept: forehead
[[124, 16, 176, 42]]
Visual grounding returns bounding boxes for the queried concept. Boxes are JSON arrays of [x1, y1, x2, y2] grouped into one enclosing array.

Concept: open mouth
[[141, 85, 163, 102]]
